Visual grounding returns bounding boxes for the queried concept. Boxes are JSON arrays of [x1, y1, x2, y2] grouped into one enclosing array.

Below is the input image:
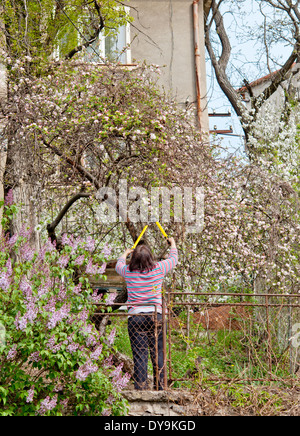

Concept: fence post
[[154, 306, 159, 390], [265, 295, 273, 375], [162, 296, 168, 390], [167, 291, 173, 385]]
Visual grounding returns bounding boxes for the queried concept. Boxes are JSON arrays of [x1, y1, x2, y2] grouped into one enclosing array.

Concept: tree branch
[[205, 6, 247, 127], [212, 0, 231, 71], [41, 135, 101, 189], [47, 191, 91, 245], [54, 0, 106, 60], [253, 43, 299, 114], [205, 0, 300, 142]]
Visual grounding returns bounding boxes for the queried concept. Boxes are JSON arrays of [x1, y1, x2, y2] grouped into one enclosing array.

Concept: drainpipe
[[193, 0, 202, 133]]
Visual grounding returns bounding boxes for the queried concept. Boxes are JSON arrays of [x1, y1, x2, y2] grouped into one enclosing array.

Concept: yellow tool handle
[[132, 225, 148, 249], [155, 222, 168, 239]]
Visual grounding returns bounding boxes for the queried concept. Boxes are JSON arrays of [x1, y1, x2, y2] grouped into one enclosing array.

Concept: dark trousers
[[128, 313, 165, 390]]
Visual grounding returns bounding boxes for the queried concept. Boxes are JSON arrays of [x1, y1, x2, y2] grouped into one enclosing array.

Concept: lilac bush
[[0, 198, 130, 416]]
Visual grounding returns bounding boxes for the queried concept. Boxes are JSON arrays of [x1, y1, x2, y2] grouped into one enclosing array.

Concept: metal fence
[[92, 292, 300, 390], [92, 302, 169, 390]]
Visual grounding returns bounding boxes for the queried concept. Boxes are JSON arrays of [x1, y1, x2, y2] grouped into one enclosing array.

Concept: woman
[[115, 238, 178, 390]]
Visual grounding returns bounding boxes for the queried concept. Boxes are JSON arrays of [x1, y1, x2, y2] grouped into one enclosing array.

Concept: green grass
[[108, 312, 296, 389]]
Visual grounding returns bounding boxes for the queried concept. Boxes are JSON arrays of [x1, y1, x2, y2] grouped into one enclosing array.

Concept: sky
[[205, 0, 289, 156]]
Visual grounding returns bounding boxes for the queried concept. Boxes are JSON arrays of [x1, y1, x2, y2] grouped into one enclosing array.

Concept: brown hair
[[129, 244, 156, 273]]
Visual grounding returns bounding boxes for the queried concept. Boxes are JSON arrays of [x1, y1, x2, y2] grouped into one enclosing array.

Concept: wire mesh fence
[[91, 292, 300, 390], [167, 292, 300, 388], [91, 302, 168, 390]]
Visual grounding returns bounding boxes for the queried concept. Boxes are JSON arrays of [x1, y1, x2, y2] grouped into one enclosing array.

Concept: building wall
[[129, 0, 209, 133], [241, 63, 300, 113]]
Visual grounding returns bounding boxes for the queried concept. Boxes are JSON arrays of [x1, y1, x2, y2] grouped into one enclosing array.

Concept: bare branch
[[205, 2, 247, 127], [63, 0, 105, 60], [41, 135, 101, 190], [47, 191, 91, 244]]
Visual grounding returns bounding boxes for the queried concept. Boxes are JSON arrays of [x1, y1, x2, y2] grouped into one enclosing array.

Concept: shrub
[[0, 194, 130, 416]]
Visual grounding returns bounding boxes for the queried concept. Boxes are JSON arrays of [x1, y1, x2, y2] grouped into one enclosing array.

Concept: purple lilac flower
[[29, 351, 41, 362], [113, 372, 131, 393], [101, 409, 111, 416], [37, 279, 51, 299], [45, 238, 56, 252], [91, 290, 103, 304], [77, 308, 89, 322], [20, 243, 35, 262], [25, 301, 38, 323], [90, 345, 103, 360], [19, 280, 39, 326], [26, 387, 35, 403], [37, 244, 47, 262], [81, 324, 93, 335], [0, 271, 11, 291], [99, 263, 107, 274], [38, 395, 58, 415], [84, 236, 95, 253], [44, 296, 56, 313], [61, 234, 81, 253], [75, 360, 98, 381], [19, 225, 33, 239], [61, 233, 71, 246], [110, 362, 123, 379], [101, 244, 112, 258], [86, 334, 98, 347], [20, 278, 33, 300], [74, 255, 85, 266], [105, 292, 117, 306], [46, 336, 61, 353], [67, 342, 79, 353], [4, 189, 14, 206], [15, 313, 28, 331], [80, 324, 98, 347], [60, 399, 69, 409], [103, 355, 113, 368], [57, 284, 67, 302], [72, 283, 82, 295], [7, 344, 17, 360], [14, 312, 20, 329], [107, 327, 116, 345], [8, 234, 18, 247], [53, 383, 64, 393], [86, 259, 100, 275], [58, 255, 69, 268], [5, 258, 12, 276], [107, 395, 114, 405], [70, 237, 80, 254], [47, 304, 70, 329]]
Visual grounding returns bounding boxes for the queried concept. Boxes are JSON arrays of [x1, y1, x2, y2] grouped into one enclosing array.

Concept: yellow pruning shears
[[155, 222, 170, 244], [131, 221, 170, 250], [132, 225, 149, 249]]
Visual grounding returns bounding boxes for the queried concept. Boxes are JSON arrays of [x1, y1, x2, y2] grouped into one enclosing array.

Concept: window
[[84, 6, 131, 64], [53, 7, 131, 64], [84, 22, 131, 64]]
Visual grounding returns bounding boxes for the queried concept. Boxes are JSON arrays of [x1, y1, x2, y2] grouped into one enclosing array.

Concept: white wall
[[129, 0, 209, 132]]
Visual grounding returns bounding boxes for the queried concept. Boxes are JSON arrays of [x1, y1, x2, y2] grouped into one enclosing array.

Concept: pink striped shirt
[[115, 248, 178, 314]]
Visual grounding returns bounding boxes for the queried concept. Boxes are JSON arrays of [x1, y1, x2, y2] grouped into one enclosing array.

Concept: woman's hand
[[167, 237, 176, 248]]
